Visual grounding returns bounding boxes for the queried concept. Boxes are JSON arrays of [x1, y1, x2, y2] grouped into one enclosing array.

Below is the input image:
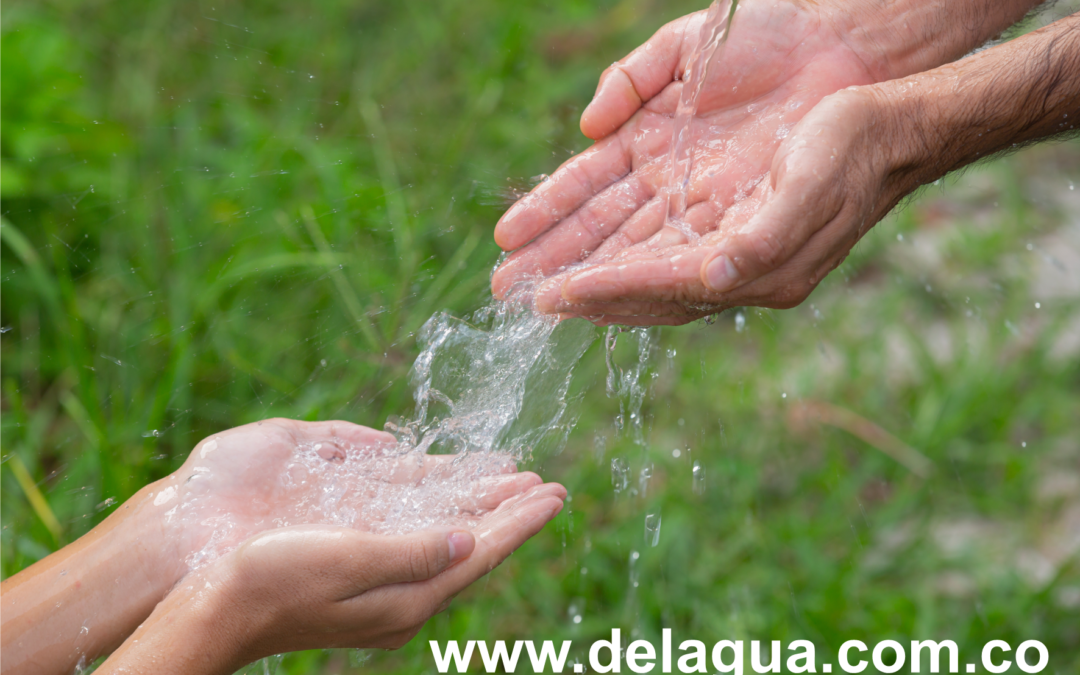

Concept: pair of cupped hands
[[3, 419, 564, 674]]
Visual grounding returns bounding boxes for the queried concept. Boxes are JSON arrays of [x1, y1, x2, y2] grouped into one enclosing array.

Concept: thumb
[[358, 529, 476, 588], [580, 15, 691, 140], [700, 162, 841, 294]]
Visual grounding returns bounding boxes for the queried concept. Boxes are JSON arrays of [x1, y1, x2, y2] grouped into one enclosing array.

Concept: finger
[[537, 280, 701, 316], [700, 156, 841, 295], [348, 483, 566, 622], [579, 13, 701, 140], [355, 528, 477, 589], [718, 201, 865, 309], [560, 245, 712, 305], [591, 313, 702, 327], [531, 199, 718, 312], [424, 484, 566, 598], [494, 136, 633, 252], [304, 420, 398, 449], [585, 196, 667, 262], [491, 175, 655, 298], [465, 472, 544, 512], [614, 199, 722, 257]]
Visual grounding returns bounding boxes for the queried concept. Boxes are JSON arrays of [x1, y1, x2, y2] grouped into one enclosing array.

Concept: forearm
[[94, 563, 255, 675], [817, 0, 1046, 80], [876, 11, 1079, 190], [0, 482, 185, 675]]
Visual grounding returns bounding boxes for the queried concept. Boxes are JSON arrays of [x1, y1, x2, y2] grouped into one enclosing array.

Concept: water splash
[[391, 289, 595, 459], [664, 0, 739, 237]]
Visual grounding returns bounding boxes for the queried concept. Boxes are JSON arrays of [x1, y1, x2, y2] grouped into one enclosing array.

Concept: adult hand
[[491, 0, 1043, 325], [526, 86, 898, 324], [96, 483, 566, 674], [490, 0, 884, 301]]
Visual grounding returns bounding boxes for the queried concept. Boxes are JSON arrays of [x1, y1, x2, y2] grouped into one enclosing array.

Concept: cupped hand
[[532, 87, 911, 325], [153, 418, 542, 570], [99, 483, 566, 673], [490, 0, 886, 314]]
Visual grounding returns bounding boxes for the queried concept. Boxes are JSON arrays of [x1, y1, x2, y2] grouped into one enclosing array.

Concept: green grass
[[3, 1, 1079, 673]]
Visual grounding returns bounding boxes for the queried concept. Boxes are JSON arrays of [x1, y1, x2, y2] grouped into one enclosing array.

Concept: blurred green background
[[2, 0, 1078, 673]]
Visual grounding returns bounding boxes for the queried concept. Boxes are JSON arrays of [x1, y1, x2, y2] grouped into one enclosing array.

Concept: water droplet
[[671, 448, 681, 458], [692, 461, 706, 495], [629, 550, 640, 588], [568, 599, 584, 625], [611, 458, 630, 493], [734, 310, 746, 333], [638, 462, 654, 497], [896, 233, 904, 242], [142, 429, 162, 438], [782, 392, 787, 399], [644, 511, 662, 547], [1035, 302, 1041, 309]]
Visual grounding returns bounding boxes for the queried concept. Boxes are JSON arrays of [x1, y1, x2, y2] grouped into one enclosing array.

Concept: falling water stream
[[665, 0, 739, 237]]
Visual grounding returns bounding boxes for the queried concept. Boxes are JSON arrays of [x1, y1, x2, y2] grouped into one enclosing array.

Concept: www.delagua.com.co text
[[431, 630, 1050, 674]]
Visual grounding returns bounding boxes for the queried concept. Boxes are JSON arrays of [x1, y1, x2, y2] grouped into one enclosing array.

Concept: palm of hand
[[491, 1, 880, 316], [155, 419, 532, 568]]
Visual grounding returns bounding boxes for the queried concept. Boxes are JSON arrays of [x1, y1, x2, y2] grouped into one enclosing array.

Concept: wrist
[[816, 0, 1040, 81], [125, 476, 191, 590], [96, 558, 261, 675]]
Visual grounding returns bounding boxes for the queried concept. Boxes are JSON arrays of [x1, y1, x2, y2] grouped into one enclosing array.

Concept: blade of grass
[[297, 206, 385, 352], [358, 96, 417, 336], [789, 400, 935, 478], [405, 225, 483, 334], [6, 454, 63, 546], [0, 218, 65, 327]]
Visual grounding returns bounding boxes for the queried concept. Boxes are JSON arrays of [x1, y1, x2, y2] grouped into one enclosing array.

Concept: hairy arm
[[879, 10, 1079, 189]]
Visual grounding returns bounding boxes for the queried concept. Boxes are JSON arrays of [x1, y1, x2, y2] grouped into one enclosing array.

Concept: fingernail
[[447, 531, 475, 563], [705, 255, 739, 292]]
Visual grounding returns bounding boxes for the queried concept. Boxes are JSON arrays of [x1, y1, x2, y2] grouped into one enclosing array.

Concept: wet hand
[[490, 0, 884, 305], [97, 483, 566, 673], [530, 87, 906, 324], [154, 418, 543, 568]]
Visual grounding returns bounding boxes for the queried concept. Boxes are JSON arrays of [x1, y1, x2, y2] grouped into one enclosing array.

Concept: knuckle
[[743, 230, 788, 270], [407, 541, 432, 580]]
